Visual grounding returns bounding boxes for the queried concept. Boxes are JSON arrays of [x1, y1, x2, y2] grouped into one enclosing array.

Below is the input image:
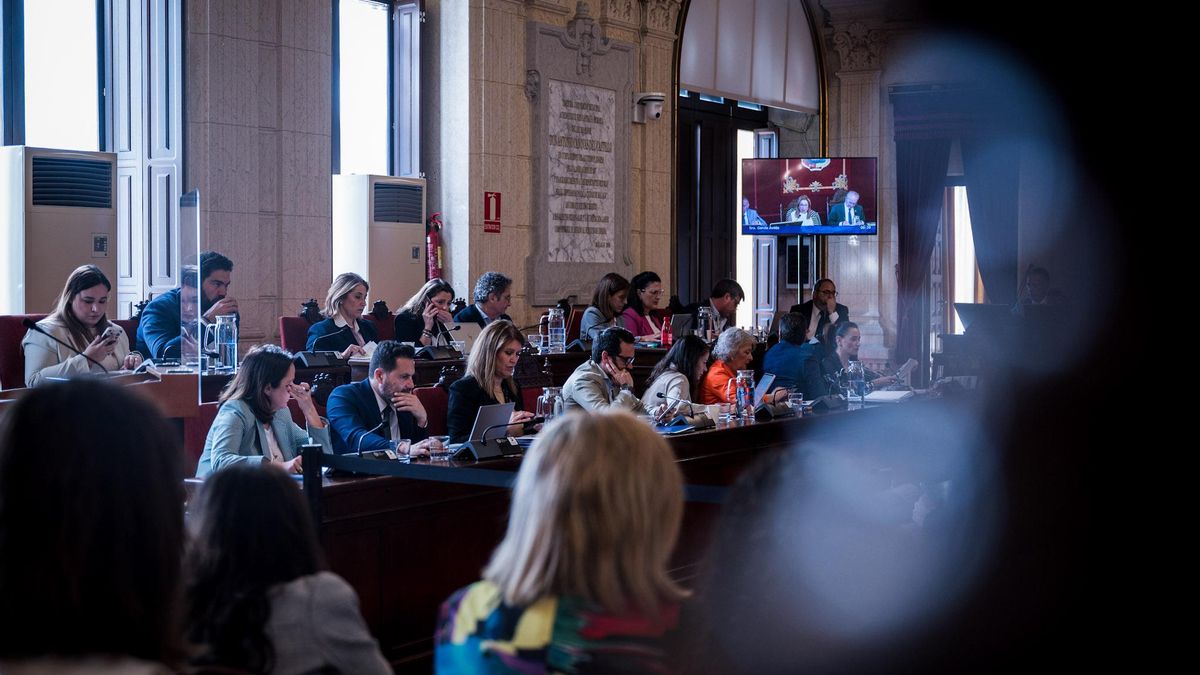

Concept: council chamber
[[0, 0, 1128, 672]]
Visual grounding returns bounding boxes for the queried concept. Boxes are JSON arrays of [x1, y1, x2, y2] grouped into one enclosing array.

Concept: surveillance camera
[[633, 92, 666, 124]]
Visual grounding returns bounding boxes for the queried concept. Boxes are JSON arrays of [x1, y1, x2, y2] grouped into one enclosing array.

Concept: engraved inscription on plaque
[[546, 79, 615, 263]]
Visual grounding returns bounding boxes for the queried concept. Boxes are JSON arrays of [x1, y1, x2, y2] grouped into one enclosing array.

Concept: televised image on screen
[[740, 157, 878, 236]]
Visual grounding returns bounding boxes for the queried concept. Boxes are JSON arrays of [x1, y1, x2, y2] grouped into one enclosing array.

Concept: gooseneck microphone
[[656, 391, 696, 416], [476, 417, 545, 444], [310, 325, 351, 351], [356, 417, 389, 457], [22, 318, 110, 373]]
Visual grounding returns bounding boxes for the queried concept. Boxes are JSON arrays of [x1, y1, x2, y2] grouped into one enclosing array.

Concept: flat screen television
[[740, 157, 878, 236]]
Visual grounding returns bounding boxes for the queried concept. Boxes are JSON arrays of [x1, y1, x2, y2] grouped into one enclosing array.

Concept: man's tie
[[380, 407, 393, 440]]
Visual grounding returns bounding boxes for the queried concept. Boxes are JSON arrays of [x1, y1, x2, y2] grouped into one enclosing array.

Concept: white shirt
[[807, 304, 840, 344], [333, 315, 365, 346]]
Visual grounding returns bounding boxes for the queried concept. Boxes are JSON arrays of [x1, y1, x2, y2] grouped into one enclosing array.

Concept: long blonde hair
[[465, 320, 524, 397], [483, 410, 688, 615], [321, 273, 369, 319], [49, 265, 113, 351]]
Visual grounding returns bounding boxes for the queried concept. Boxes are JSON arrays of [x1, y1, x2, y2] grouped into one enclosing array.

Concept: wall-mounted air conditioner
[[331, 174, 426, 308], [0, 146, 118, 314]]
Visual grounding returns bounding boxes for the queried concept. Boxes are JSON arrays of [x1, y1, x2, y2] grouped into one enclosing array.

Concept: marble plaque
[[525, 3, 636, 305], [546, 79, 616, 263]]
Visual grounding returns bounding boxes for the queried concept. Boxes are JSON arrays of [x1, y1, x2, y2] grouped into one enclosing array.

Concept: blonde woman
[[23, 265, 142, 387], [435, 410, 687, 672], [305, 273, 375, 358], [445, 320, 534, 443], [393, 278, 456, 346]]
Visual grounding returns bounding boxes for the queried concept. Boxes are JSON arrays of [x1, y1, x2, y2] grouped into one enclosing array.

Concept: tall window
[[337, 0, 389, 175], [933, 184, 981, 345], [334, 0, 420, 177], [21, 0, 100, 150]]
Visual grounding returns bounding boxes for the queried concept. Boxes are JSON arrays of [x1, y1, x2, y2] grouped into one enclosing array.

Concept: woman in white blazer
[[22, 264, 142, 387]]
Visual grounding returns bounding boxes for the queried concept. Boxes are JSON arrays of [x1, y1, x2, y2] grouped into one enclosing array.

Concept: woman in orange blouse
[[699, 328, 757, 404]]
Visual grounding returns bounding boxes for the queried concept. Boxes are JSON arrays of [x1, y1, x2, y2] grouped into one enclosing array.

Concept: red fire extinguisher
[[426, 212, 445, 279]]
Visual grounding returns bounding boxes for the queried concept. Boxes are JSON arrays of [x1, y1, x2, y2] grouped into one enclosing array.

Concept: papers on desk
[[863, 390, 914, 403]]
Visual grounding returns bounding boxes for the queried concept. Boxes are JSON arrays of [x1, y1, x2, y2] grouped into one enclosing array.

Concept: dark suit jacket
[[452, 304, 512, 328], [305, 318, 378, 353], [828, 202, 865, 226], [762, 339, 826, 399], [446, 375, 523, 443], [135, 287, 241, 360], [326, 379, 427, 454], [394, 310, 455, 344], [788, 299, 850, 347]]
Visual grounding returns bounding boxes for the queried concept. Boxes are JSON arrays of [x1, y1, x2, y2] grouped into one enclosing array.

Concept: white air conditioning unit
[[331, 174, 426, 308], [0, 146, 118, 314]]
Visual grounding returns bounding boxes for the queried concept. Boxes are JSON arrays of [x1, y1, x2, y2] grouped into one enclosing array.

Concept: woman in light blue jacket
[[196, 344, 331, 478]]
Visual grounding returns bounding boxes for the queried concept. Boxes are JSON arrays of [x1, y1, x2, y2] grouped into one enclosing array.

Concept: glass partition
[[178, 190, 202, 400]]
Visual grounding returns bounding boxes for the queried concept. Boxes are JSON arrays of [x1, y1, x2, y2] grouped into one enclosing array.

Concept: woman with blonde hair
[[445, 320, 534, 443], [436, 410, 687, 672], [305, 272, 376, 358], [393, 278, 456, 346], [22, 264, 142, 387]]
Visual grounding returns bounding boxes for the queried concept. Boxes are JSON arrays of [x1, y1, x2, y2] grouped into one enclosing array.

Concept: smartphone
[[102, 326, 122, 342]]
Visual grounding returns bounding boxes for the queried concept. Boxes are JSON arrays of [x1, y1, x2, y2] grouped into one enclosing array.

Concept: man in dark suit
[[135, 251, 239, 360], [827, 190, 865, 226], [326, 341, 439, 455], [453, 271, 514, 327], [789, 278, 849, 354]]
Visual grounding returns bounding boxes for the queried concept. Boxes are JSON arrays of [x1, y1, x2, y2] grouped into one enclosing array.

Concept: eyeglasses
[[641, 289, 664, 297], [817, 289, 838, 297], [614, 353, 635, 368]]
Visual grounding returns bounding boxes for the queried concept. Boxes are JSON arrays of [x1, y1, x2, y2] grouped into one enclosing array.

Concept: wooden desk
[[300, 401, 906, 671]]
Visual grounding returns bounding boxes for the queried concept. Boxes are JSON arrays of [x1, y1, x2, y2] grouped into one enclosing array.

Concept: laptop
[[753, 372, 776, 409], [444, 322, 483, 354], [670, 313, 694, 340], [447, 402, 516, 455]]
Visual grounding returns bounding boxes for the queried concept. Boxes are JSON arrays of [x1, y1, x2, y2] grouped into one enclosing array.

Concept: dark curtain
[[962, 138, 1021, 305], [895, 138, 952, 382]]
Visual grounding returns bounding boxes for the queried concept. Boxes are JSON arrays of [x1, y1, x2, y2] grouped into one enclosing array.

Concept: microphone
[[356, 417, 389, 457], [432, 321, 459, 346], [656, 391, 696, 417], [23, 318, 110, 374], [310, 325, 351, 351], [475, 416, 544, 444]]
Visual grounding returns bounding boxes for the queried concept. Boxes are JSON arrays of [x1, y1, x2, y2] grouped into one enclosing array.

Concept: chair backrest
[[565, 308, 584, 344], [0, 314, 48, 390], [413, 385, 449, 436], [279, 316, 312, 352], [362, 313, 395, 342], [520, 386, 541, 415], [182, 401, 221, 476], [112, 317, 140, 347]]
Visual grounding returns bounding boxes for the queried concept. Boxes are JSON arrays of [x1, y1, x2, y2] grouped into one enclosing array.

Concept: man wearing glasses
[[789, 278, 850, 354], [561, 327, 641, 412]]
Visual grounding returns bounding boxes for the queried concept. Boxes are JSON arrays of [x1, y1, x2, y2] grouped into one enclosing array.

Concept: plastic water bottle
[[547, 308, 566, 353]]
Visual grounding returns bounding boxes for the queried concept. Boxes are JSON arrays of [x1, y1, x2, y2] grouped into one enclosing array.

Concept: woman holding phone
[[22, 265, 142, 387]]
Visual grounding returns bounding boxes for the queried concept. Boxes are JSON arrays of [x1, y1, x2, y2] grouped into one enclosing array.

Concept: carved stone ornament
[[833, 21, 884, 70], [606, 0, 634, 21], [642, 0, 682, 38], [558, 2, 612, 77], [525, 69, 541, 102]]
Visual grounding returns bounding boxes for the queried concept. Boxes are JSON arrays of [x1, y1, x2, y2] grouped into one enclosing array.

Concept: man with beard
[[326, 340, 443, 456], [135, 251, 239, 360]]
